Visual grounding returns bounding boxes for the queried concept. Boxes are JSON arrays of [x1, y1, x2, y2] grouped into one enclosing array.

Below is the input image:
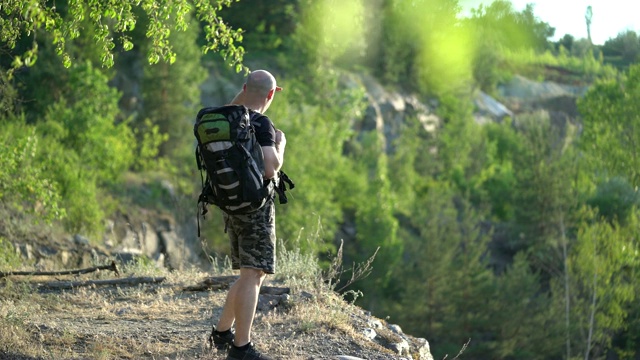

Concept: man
[[209, 70, 285, 360]]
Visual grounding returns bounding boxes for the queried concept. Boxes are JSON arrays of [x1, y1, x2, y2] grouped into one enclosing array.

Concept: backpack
[[194, 105, 271, 218], [194, 105, 296, 236]]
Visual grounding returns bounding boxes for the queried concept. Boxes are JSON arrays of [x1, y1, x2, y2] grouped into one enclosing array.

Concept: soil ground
[[0, 269, 407, 360]]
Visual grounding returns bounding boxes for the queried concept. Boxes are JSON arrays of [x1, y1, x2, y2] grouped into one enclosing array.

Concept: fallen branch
[[0, 261, 120, 279], [39, 276, 166, 290], [260, 286, 290, 296], [181, 276, 290, 295], [182, 275, 239, 292]]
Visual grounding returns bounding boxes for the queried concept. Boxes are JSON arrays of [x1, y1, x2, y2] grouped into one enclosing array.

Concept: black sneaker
[[208, 326, 234, 351], [227, 342, 273, 360]]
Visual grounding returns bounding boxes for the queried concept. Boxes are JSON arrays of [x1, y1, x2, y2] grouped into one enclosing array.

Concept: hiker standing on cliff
[[209, 70, 286, 360]]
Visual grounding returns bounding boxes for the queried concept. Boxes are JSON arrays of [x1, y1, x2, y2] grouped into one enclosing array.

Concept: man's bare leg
[[217, 268, 266, 346]]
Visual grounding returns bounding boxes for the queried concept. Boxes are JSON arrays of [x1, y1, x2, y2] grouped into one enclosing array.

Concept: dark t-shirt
[[250, 111, 276, 147]]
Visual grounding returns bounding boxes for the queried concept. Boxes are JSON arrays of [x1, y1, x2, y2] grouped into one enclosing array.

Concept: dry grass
[[0, 247, 401, 360]]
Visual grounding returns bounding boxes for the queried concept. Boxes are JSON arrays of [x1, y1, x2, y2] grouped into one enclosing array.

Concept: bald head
[[229, 69, 282, 113], [245, 70, 282, 97]]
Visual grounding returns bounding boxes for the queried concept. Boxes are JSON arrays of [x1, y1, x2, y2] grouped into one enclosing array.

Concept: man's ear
[[267, 88, 275, 101], [243, 84, 247, 92]]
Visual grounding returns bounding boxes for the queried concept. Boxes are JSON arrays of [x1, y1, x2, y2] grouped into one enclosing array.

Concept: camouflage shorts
[[223, 198, 276, 274]]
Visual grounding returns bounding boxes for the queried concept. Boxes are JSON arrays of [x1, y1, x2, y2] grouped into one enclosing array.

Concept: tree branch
[[0, 261, 120, 279], [39, 276, 166, 290]]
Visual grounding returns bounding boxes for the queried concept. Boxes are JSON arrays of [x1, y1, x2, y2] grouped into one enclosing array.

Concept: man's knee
[[239, 267, 267, 284]]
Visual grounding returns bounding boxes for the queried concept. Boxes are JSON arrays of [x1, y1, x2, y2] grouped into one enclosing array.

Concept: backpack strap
[[275, 171, 295, 204]]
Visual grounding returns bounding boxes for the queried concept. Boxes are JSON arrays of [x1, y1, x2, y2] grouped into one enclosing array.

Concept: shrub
[[588, 177, 640, 224], [0, 237, 22, 272], [0, 118, 64, 223]]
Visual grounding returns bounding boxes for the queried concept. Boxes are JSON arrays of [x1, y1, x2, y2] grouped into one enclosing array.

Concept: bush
[[0, 237, 22, 272], [588, 177, 640, 224], [0, 118, 64, 223]]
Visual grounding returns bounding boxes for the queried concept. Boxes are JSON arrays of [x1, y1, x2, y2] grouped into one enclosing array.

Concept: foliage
[[387, 115, 434, 213], [39, 61, 135, 183], [467, 1, 555, 52], [479, 119, 521, 220], [385, 186, 497, 358], [264, 72, 366, 254], [0, 0, 245, 76], [34, 135, 105, 235], [218, 0, 297, 55], [489, 253, 564, 358], [587, 177, 640, 224], [138, 9, 206, 160], [578, 64, 640, 187], [471, 39, 506, 94], [132, 119, 169, 171], [350, 131, 400, 301], [0, 118, 64, 223], [284, 0, 367, 70], [427, 94, 520, 222], [509, 112, 581, 284], [22, 60, 137, 235], [563, 209, 638, 359], [464, 0, 557, 92], [500, 47, 617, 83], [601, 30, 640, 66], [365, 0, 466, 95], [0, 237, 22, 272], [0, 69, 18, 116]]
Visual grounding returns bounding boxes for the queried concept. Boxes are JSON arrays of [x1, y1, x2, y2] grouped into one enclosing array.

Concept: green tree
[[0, 0, 245, 76], [578, 64, 640, 187], [0, 69, 18, 116], [284, 0, 368, 73], [602, 30, 640, 64], [556, 34, 576, 53], [35, 61, 136, 234], [562, 210, 638, 359], [349, 131, 400, 310], [266, 73, 367, 255], [364, 0, 465, 95], [219, 0, 300, 55], [510, 113, 579, 264], [6, 20, 111, 125], [587, 177, 640, 225], [138, 10, 206, 161], [467, 1, 555, 52], [430, 94, 517, 219], [479, 119, 521, 221], [491, 254, 565, 359], [387, 185, 497, 358], [39, 61, 135, 183]]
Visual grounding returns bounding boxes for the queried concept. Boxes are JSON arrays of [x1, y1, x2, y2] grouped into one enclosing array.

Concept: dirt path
[[1, 271, 406, 360]]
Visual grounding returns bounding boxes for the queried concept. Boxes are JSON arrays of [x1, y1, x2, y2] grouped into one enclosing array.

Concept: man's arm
[[262, 130, 286, 179]]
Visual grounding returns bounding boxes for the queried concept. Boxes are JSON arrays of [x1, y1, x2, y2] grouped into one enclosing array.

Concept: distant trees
[[362, 0, 464, 94], [602, 30, 640, 64], [465, 0, 555, 92], [556, 34, 575, 53], [467, 0, 554, 52], [578, 64, 640, 186]]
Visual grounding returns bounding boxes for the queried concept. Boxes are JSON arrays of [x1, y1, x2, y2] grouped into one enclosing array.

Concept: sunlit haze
[[460, 0, 640, 45]]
